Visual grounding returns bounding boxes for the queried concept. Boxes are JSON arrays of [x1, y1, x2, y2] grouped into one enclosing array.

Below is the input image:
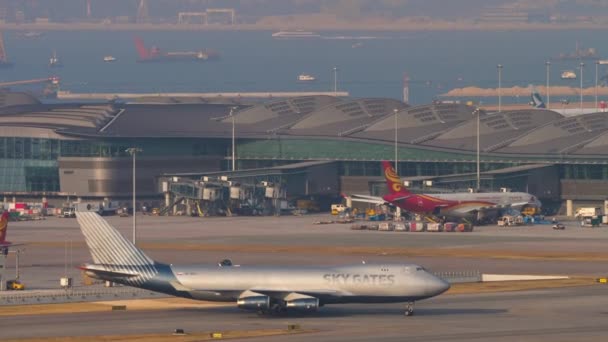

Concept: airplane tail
[[76, 212, 155, 269], [530, 87, 546, 108], [0, 211, 8, 243], [134, 36, 149, 60], [381, 161, 410, 195]]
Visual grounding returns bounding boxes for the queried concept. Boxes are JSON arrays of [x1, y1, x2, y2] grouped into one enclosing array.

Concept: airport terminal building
[[0, 92, 607, 213]]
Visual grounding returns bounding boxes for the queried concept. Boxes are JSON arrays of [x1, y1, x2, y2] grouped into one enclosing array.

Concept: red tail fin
[[382, 161, 410, 195], [0, 211, 9, 243], [134, 36, 149, 59]]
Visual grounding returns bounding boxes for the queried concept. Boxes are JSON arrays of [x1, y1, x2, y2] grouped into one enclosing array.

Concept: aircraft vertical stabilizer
[[530, 86, 546, 108], [76, 212, 154, 267], [381, 161, 410, 195]]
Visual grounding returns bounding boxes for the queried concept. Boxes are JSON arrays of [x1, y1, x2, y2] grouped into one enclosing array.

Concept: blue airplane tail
[[530, 89, 546, 108]]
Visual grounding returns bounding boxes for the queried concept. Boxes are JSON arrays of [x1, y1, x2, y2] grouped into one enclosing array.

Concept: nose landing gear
[[404, 302, 415, 316]]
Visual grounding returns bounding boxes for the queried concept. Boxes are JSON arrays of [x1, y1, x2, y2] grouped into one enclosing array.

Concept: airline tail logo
[[0, 211, 8, 243], [530, 89, 546, 108], [382, 161, 407, 194]]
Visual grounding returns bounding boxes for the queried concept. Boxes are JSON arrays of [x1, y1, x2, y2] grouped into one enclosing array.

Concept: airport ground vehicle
[[62, 207, 75, 218], [575, 207, 602, 218], [331, 204, 346, 215], [6, 279, 24, 290], [497, 215, 523, 226]]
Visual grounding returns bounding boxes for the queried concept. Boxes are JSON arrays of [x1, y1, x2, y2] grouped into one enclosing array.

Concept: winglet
[[381, 161, 410, 195]]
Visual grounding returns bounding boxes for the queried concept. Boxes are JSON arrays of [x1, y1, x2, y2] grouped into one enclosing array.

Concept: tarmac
[[3, 286, 608, 341], [2, 214, 608, 340]]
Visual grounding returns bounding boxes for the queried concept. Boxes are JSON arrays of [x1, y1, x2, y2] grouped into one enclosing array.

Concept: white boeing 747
[[76, 212, 450, 316]]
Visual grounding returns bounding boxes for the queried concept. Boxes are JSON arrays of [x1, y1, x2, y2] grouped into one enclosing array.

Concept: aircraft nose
[[428, 276, 451, 296]]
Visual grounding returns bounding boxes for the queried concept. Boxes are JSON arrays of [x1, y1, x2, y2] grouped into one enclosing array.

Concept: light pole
[[333, 66, 338, 95], [230, 106, 237, 171], [545, 61, 551, 109], [125, 147, 142, 245], [595, 60, 599, 110], [394, 108, 399, 174], [474, 108, 481, 190], [497, 64, 503, 112], [580, 62, 585, 114]]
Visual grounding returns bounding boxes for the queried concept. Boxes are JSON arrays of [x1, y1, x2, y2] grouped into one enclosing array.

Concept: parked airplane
[[351, 161, 541, 223], [530, 88, 546, 108], [530, 88, 600, 116], [76, 212, 450, 316], [0, 211, 21, 254], [0, 212, 11, 247]]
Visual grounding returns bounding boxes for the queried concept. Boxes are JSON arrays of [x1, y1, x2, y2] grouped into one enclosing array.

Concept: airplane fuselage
[[85, 262, 449, 305], [384, 191, 539, 219]]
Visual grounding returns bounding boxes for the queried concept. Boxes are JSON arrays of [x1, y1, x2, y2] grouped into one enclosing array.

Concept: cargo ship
[[272, 30, 321, 39], [134, 36, 219, 63], [298, 74, 316, 82], [554, 43, 600, 61]]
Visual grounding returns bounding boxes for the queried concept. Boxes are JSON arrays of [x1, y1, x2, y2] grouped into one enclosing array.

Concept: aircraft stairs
[[158, 196, 185, 216]]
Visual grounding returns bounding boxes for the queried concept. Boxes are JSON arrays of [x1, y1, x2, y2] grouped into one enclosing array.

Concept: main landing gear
[[257, 303, 287, 316], [404, 302, 415, 316]]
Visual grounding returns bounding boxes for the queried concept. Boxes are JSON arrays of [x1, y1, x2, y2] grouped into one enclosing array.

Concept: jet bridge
[[158, 161, 339, 216]]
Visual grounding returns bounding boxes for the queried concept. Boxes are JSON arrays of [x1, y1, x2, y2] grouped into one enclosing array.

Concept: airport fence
[[0, 287, 167, 306], [434, 271, 482, 284]]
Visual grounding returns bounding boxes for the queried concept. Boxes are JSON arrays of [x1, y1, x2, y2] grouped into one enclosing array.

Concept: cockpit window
[[416, 267, 425, 271]]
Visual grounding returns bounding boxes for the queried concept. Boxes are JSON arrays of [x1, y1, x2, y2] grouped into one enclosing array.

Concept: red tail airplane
[[350, 161, 541, 222], [0, 211, 10, 248]]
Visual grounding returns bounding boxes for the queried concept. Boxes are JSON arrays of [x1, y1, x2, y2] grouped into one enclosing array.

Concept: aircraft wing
[[448, 202, 526, 216], [185, 287, 349, 300], [0, 243, 24, 248], [250, 288, 350, 301], [349, 194, 385, 205], [507, 201, 534, 209]]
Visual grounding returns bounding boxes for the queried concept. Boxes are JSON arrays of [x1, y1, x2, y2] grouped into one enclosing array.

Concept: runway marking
[[447, 277, 596, 295]]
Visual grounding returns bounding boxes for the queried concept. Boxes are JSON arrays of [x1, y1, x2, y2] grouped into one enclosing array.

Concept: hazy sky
[[1, 0, 607, 21]]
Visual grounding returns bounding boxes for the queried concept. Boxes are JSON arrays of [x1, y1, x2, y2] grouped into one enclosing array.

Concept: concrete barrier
[[0, 287, 166, 306]]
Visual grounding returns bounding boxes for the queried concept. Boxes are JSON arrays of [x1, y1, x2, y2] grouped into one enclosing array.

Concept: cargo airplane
[[76, 212, 450, 316], [351, 161, 541, 223]]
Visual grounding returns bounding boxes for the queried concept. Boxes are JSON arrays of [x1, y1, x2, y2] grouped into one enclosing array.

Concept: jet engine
[[286, 297, 319, 312], [237, 295, 270, 311]]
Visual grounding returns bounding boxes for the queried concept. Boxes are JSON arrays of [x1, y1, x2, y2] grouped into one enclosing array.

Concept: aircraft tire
[[404, 302, 415, 316]]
